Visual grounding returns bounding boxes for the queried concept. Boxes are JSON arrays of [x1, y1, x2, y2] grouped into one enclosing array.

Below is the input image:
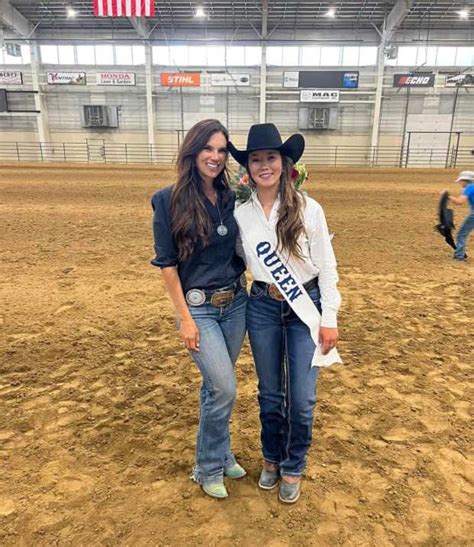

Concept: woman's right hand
[[180, 317, 200, 352]]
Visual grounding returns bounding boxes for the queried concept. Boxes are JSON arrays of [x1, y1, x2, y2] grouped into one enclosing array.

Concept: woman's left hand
[[319, 327, 339, 355]]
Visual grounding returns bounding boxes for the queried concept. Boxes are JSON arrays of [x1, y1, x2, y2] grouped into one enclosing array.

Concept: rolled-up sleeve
[[308, 201, 341, 328], [151, 189, 179, 268]]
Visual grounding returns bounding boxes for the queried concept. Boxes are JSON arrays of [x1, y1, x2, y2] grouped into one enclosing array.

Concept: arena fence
[[0, 140, 472, 168]]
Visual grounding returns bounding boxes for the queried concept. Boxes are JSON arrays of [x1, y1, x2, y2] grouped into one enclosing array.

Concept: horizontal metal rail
[[0, 141, 472, 168]]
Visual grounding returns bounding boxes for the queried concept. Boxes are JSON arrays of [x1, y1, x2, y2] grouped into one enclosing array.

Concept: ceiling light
[[195, 6, 206, 18], [325, 8, 336, 18], [458, 9, 469, 19], [67, 7, 77, 18]]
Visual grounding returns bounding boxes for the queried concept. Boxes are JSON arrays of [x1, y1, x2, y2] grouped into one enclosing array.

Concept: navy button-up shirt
[[151, 185, 245, 292]]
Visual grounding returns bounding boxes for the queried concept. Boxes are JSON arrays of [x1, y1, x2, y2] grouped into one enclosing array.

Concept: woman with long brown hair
[[229, 123, 341, 504], [151, 119, 247, 499]]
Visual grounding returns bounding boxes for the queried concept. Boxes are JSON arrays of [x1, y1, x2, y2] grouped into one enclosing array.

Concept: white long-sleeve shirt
[[234, 192, 341, 328]]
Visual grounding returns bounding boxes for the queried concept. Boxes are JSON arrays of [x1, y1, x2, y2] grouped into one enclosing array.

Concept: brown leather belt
[[254, 277, 318, 302], [186, 273, 247, 308]]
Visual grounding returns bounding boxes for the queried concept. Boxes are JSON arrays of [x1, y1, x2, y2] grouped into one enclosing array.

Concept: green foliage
[[229, 163, 309, 204]]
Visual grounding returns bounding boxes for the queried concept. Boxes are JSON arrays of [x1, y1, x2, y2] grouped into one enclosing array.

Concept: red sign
[[160, 73, 201, 87], [93, 0, 155, 17]]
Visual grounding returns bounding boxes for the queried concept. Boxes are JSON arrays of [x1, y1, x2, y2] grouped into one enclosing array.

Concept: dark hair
[[170, 119, 230, 261]]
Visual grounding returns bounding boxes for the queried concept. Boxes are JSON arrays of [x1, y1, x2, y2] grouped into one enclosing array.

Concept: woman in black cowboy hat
[[230, 123, 341, 504]]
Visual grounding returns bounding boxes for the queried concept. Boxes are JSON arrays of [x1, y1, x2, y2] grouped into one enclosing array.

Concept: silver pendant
[[217, 224, 228, 236]]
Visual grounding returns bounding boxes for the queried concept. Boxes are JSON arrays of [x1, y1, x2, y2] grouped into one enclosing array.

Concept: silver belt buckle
[[240, 273, 247, 290], [185, 288, 206, 306]]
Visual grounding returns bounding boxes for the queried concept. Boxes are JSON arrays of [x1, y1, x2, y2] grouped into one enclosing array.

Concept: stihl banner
[[160, 73, 201, 87], [393, 73, 435, 87]]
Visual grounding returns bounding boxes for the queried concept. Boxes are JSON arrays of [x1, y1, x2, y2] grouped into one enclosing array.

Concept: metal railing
[[0, 141, 177, 164], [0, 140, 472, 168]]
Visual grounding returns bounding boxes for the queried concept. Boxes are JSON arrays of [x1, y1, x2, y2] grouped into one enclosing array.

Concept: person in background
[[151, 119, 247, 499], [448, 170, 474, 261], [229, 123, 341, 504]]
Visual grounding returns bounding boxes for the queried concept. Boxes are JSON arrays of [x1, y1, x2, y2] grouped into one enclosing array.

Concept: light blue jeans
[[187, 289, 247, 485], [454, 211, 474, 259]]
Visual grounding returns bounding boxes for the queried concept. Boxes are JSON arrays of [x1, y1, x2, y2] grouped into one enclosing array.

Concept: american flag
[[93, 0, 155, 17]]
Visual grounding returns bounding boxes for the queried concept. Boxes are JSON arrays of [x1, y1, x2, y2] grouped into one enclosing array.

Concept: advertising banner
[[96, 72, 136, 85], [393, 73, 435, 87], [445, 73, 474, 87], [0, 71, 22, 85], [47, 71, 86, 85], [160, 72, 201, 87], [284, 71, 359, 89], [300, 89, 340, 103], [283, 72, 299, 88], [210, 73, 250, 86]]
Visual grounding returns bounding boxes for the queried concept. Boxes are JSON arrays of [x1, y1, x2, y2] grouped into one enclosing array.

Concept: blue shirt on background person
[[448, 171, 474, 261], [462, 182, 474, 210]]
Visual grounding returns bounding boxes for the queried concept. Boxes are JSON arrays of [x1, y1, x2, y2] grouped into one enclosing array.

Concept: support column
[[145, 43, 156, 161], [259, 0, 268, 123], [370, 38, 385, 155], [30, 43, 50, 146], [446, 86, 460, 167], [370, 1, 414, 155]]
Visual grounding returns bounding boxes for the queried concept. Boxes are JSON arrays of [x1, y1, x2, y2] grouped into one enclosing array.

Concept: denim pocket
[[249, 282, 265, 299], [308, 287, 322, 314], [225, 288, 247, 311]]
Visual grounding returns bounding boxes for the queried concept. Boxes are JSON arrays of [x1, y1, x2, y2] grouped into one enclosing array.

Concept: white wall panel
[[0, 58, 472, 158]]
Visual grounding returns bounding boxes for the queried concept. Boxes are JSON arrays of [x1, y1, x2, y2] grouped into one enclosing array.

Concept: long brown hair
[[248, 155, 306, 259], [170, 119, 230, 261], [276, 156, 307, 259]]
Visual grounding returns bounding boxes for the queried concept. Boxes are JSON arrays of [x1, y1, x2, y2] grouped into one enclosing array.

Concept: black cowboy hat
[[227, 123, 305, 166]]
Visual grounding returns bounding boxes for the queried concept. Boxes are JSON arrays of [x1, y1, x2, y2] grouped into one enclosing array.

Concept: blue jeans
[[247, 282, 321, 477], [187, 288, 247, 485], [454, 211, 474, 259]]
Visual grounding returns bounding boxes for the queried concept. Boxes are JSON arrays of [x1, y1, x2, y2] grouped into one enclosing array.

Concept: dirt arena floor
[[1, 164, 472, 546]]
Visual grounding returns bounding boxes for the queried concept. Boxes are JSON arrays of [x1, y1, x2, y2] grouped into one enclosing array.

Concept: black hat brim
[[228, 134, 305, 166]]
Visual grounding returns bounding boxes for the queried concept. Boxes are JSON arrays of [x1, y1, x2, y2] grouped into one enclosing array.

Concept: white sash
[[240, 218, 342, 368]]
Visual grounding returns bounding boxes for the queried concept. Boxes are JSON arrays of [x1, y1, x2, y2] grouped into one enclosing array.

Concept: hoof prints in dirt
[[0, 167, 472, 545]]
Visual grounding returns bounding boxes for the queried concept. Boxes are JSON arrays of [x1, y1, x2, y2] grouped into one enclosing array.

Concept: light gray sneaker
[[258, 467, 280, 490], [278, 479, 301, 504]]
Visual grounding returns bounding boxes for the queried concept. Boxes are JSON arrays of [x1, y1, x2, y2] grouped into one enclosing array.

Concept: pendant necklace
[[214, 193, 228, 236]]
